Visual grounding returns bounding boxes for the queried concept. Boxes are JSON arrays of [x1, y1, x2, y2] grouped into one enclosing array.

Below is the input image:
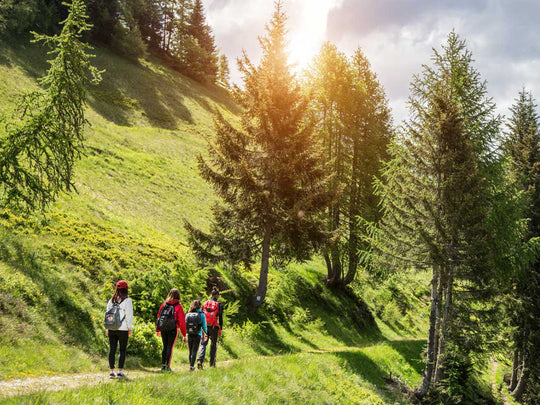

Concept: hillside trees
[[307, 43, 391, 288], [0, 0, 219, 84], [182, 0, 218, 83], [372, 32, 521, 399], [0, 0, 102, 209], [186, 2, 336, 309], [504, 89, 540, 403]]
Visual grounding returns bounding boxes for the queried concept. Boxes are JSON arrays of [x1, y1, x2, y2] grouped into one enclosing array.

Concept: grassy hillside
[[0, 39, 448, 404]]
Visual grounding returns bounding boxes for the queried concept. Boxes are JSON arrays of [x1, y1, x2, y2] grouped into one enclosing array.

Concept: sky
[[202, 0, 540, 124]]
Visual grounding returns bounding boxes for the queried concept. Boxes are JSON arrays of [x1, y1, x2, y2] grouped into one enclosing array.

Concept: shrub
[[128, 321, 161, 364]]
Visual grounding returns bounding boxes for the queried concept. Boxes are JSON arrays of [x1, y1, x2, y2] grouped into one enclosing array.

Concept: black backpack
[[156, 303, 177, 332], [104, 301, 125, 330], [186, 312, 202, 335]]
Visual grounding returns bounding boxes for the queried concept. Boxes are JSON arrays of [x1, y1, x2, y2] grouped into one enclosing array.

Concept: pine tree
[[307, 43, 391, 287], [504, 89, 540, 403], [0, 0, 102, 209], [372, 32, 518, 398], [186, 1, 336, 309], [217, 53, 230, 89], [184, 0, 217, 83]]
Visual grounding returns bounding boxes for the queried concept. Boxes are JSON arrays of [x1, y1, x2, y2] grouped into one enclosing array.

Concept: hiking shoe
[[160, 366, 167, 373], [197, 361, 203, 370], [190, 366, 195, 372], [166, 366, 172, 372], [109, 371, 116, 379], [117, 371, 126, 378]]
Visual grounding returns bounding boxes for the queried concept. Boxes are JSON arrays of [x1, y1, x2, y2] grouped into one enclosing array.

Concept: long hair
[[112, 287, 128, 303], [189, 300, 201, 313], [166, 288, 180, 302]]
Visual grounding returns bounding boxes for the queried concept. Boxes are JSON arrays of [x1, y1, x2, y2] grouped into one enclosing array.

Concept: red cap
[[116, 280, 128, 289]]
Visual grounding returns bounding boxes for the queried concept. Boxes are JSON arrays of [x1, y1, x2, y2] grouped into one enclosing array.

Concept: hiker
[[156, 288, 187, 371], [105, 280, 133, 379], [185, 300, 207, 371], [197, 287, 224, 368]]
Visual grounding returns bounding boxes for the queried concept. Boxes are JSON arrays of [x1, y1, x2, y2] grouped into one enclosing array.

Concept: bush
[[128, 321, 161, 364], [129, 260, 208, 322]]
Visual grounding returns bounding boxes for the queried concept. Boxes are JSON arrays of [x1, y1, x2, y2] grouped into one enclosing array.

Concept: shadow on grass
[[0, 40, 240, 131], [0, 228, 98, 348], [387, 339, 425, 375]]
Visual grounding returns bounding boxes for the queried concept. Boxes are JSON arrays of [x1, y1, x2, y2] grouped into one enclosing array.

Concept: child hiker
[[185, 300, 207, 371], [156, 288, 187, 371]]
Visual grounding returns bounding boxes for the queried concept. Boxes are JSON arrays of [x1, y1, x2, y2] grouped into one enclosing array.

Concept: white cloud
[[203, 0, 540, 123]]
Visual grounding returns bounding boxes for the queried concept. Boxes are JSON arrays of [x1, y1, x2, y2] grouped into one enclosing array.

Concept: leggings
[[161, 329, 178, 366], [108, 330, 129, 369], [187, 334, 201, 367]]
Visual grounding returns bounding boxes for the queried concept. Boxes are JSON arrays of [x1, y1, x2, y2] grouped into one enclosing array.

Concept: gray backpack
[[104, 301, 125, 330]]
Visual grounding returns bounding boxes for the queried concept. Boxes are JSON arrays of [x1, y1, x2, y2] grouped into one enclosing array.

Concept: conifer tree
[[504, 89, 540, 403], [0, 0, 102, 209], [184, 0, 217, 83], [217, 53, 230, 89], [307, 43, 391, 287], [187, 1, 335, 309], [372, 32, 519, 398]]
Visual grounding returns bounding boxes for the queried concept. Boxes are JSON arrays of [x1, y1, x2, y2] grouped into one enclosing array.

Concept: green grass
[[3, 343, 424, 404]]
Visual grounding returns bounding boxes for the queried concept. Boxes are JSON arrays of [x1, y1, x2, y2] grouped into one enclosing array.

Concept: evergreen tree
[[0, 0, 102, 209], [186, 1, 336, 309], [372, 32, 519, 399], [217, 53, 230, 89], [504, 89, 540, 403], [307, 43, 391, 288], [184, 0, 217, 83]]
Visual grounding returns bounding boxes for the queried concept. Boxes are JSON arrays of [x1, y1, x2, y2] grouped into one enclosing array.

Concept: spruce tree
[[504, 89, 540, 403], [186, 1, 335, 309], [217, 53, 230, 89], [372, 32, 518, 398], [0, 0, 102, 209], [184, 0, 217, 83]]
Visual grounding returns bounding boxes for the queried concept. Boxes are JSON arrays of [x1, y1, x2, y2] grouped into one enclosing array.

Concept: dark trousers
[[187, 334, 201, 367], [108, 330, 129, 369], [197, 325, 219, 366], [161, 329, 178, 366]]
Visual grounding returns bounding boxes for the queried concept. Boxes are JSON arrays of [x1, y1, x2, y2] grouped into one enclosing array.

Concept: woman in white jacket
[[106, 280, 133, 378]]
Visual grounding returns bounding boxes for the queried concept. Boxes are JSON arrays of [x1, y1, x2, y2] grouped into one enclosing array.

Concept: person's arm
[[177, 304, 187, 337], [156, 303, 164, 333], [219, 302, 224, 329], [105, 300, 111, 336], [125, 299, 134, 336], [201, 311, 207, 334]]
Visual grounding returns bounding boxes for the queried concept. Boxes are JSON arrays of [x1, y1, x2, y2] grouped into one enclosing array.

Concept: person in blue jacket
[[185, 300, 207, 371]]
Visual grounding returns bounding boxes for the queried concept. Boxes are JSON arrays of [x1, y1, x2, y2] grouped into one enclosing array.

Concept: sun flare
[[287, 0, 343, 72]]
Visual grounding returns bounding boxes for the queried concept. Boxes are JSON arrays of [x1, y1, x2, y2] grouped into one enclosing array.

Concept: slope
[[0, 39, 434, 404]]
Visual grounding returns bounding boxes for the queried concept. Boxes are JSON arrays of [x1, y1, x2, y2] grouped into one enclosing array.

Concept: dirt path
[[490, 357, 512, 405], [0, 370, 150, 399], [0, 360, 240, 399]]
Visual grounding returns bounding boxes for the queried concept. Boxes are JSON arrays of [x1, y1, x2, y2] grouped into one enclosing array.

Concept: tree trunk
[[343, 133, 361, 286], [435, 268, 453, 382], [415, 268, 440, 399], [326, 204, 342, 287], [252, 225, 272, 310], [431, 272, 444, 381], [511, 353, 529, 401], [509, 348, 520, 392]]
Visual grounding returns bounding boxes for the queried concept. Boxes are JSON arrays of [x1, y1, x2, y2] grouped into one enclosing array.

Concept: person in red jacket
[[156, 288, 187, 371]]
